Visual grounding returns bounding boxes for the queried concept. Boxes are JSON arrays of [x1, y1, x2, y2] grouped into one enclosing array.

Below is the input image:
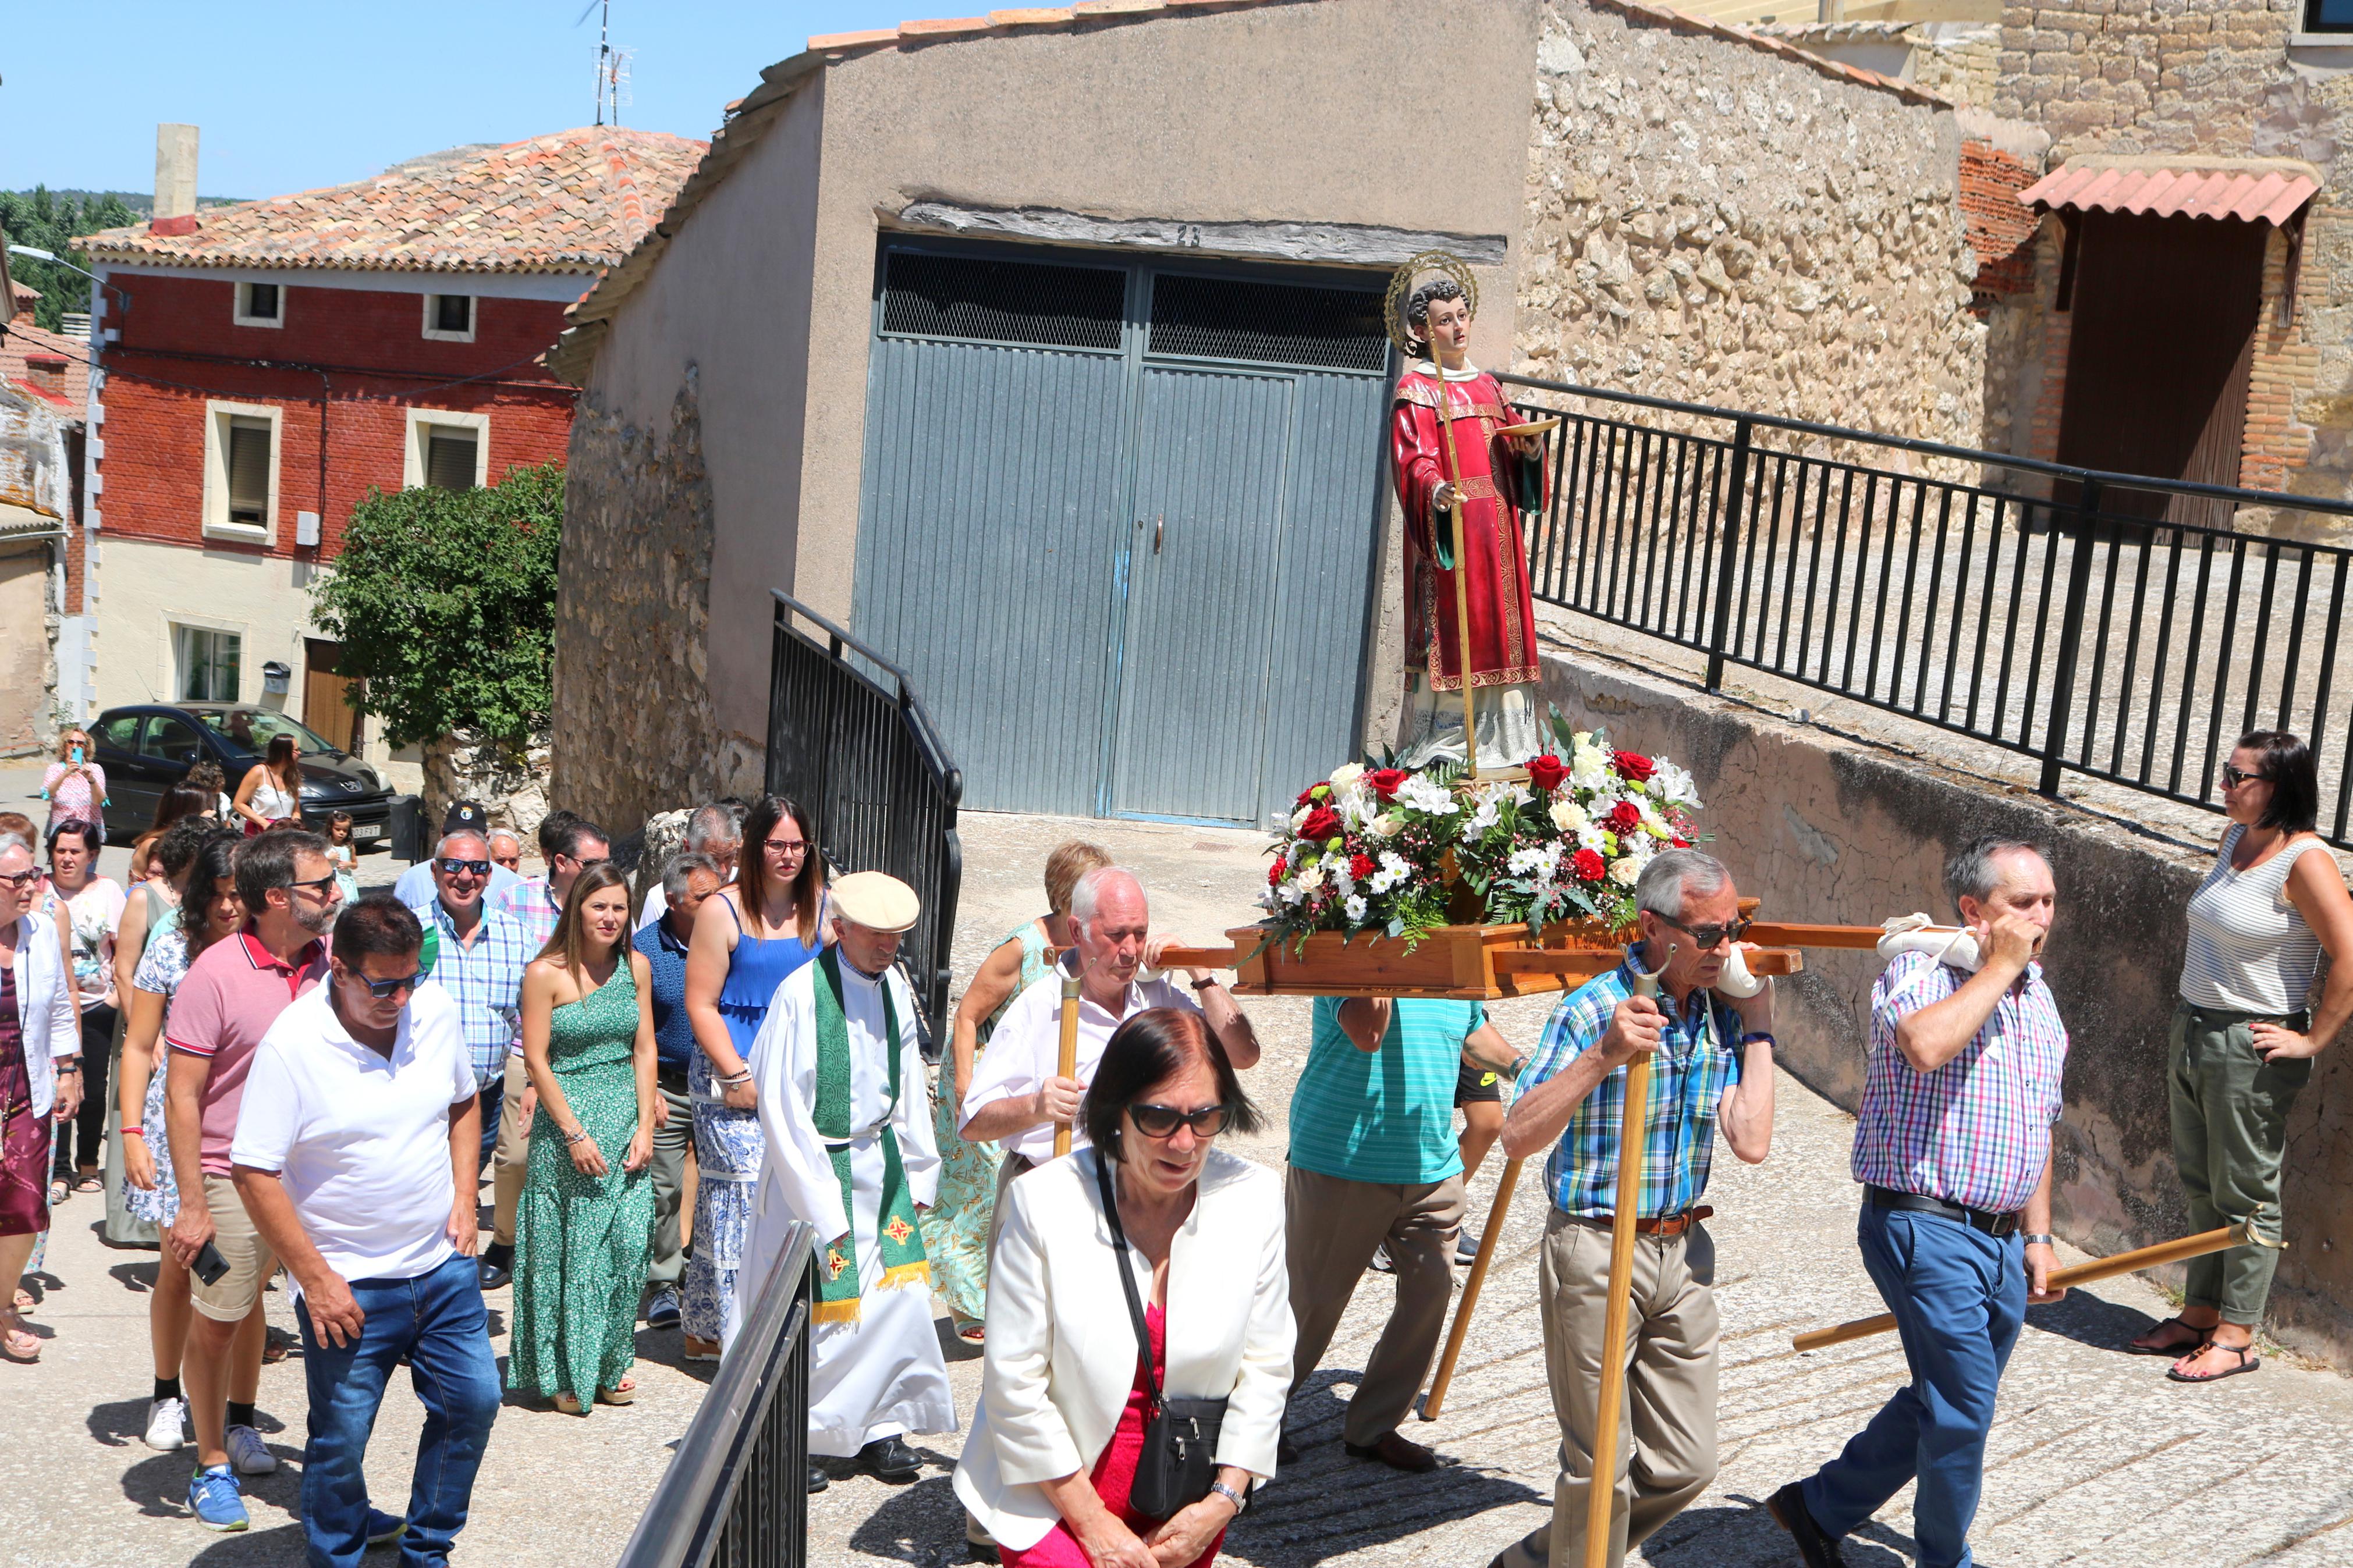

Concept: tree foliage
[[310, 463, 565, 749], [0, 187, 140, 332]]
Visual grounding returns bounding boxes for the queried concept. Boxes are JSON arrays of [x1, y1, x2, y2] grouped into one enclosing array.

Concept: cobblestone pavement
[[7, 795, 2350, 1566]]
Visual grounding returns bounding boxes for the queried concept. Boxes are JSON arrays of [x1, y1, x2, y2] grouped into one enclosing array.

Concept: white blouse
[[9, 911, 83, 1117]]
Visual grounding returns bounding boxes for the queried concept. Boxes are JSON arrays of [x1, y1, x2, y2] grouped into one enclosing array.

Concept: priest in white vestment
[[739, 871, 956, 1489]]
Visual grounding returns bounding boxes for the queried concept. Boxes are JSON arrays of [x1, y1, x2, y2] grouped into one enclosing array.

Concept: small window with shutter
[[422, 293, 476, 341], [234, 281, 283, 328], [425, 426, 478, 489]]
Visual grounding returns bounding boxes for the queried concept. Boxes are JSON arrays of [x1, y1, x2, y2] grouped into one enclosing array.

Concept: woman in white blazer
[[955, 1007, 1291, 1568], [2, 831, 82, 1363]]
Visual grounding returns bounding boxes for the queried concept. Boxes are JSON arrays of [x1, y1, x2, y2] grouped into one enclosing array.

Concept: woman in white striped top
[[2131, 730, 2353, 1382]]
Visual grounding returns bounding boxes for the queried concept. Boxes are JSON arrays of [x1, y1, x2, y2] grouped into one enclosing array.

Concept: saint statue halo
[[1384, 251, 1480, 361]]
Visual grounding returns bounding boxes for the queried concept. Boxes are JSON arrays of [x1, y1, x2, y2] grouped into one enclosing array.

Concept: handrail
[[1492, 369, 2353, 518], [615, 1222, 818, 1568], [769, 592, 963, 788]]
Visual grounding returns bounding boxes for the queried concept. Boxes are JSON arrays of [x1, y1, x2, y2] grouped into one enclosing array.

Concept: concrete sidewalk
[[6, 804, 2351, 1566]]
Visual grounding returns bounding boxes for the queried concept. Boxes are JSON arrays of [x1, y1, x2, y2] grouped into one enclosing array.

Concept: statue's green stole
[[811, 947, 929, 1324]]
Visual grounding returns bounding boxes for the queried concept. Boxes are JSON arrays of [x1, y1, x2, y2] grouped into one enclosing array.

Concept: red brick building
[[74, 127, 702, 771]]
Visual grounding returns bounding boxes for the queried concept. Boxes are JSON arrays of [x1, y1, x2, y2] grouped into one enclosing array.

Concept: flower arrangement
[[1259, 717, 1702, 947]]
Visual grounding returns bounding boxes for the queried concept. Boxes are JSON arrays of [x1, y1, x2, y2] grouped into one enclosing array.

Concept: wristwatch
[[1189, 974, 1222, 993], [2021, 1232, 2056, 1249], [1740, 1031, 1776, 1048], [1208, 1480, 1249, 1514]]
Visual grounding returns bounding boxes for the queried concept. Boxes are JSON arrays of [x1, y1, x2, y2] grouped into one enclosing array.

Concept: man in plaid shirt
[[1772, 837, 2067, 1568], [1488, 849, 1779, 1568]]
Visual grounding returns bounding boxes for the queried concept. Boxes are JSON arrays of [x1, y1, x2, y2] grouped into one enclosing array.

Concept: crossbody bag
[[1094, 1151, 1226, 1521]]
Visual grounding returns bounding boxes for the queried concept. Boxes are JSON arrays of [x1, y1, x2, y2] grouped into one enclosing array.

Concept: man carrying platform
[[959, 865, 1259, 1230], [1490, 849, 1779, 1568], [1769, 837, 2068, 1568]]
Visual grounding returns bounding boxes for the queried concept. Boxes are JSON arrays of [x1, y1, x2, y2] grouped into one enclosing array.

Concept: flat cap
[[831, 870, 920, 934]]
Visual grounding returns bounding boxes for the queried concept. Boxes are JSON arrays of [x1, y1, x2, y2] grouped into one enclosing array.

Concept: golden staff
[[1584, 943, 1672, 1568], [1053, 964, 1081, 1159], [1421, 1154, 1520, 1418], [1791, 1222, 2256, 1353]]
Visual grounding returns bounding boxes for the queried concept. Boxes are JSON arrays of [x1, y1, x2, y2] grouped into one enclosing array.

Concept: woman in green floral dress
[[511, 863, 658, 1414], [927, 841, 1109, 1339]]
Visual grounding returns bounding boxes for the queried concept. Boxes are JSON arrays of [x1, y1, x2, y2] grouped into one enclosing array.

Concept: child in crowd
[[325, 812, 361, 904]]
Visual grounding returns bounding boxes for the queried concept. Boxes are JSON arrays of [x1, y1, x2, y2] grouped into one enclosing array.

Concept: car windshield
[[196, 709, 340, 758]]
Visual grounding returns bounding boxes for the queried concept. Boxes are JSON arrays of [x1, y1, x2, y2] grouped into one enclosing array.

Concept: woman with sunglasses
[[41, 819, 125, 1206], [0, 831, 81, 1364], [682, 794, 828, 1359], [956, 1007, 1288, 1568], [232, 734, 304, 837], [2130, 730, 2353, 1382]]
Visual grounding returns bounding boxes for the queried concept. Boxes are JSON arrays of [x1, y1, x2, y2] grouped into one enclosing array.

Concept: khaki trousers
[[1495, 1209, 1719, 1568], [1283, 1164, 1464, 1446], [492, 1055, 531, 1249]]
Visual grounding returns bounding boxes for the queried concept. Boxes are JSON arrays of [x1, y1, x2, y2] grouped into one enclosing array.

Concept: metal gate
[[850, 241, 1390, 827]]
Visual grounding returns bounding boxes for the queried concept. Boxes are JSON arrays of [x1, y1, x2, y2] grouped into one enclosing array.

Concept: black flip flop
[[2167, 1342, 2260, 1383], [2127, 1315, 2209, 1357]]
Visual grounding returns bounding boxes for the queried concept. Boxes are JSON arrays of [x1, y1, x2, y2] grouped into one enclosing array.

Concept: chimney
[[24, 355, 68, 397], [152, 123, 200, 237]]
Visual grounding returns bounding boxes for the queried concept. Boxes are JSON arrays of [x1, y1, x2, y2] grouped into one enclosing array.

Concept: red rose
[[1268, 860, 1286, 887], [1614, 750, 1656, 783], [1571, 848, 1606, 881], [1672, 836, 1691, 849], [1296, 783, 1328, 809], [1526, 753, 1567, 792], [1350, 852, 1376, 880], [1300, 805, 1343, 842], [1367, 767, 1409, 801], [1609, 801, 1641, 833]]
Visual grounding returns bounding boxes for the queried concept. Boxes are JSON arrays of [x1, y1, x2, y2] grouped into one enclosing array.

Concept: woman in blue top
[[682, 794, 828, 1357]]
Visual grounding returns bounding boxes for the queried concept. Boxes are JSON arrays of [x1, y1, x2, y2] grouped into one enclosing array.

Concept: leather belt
[[1866, 1185, 2020, 1238], [2182, 1002, 2309, 1033], [1581, 1204, 1713, 1237]]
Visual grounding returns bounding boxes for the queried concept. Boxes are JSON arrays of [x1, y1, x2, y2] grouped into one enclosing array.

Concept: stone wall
[[549, 365, 759, 840], [1992, 1, 2353, 531], [1538, 641, 2353, 1370], [421, 730, 552, 845], [1516, 0, 1987, 449]]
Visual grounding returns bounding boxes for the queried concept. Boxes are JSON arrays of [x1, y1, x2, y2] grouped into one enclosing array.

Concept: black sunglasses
[[1658, 913, 1753, 951], [287, 873, 341, 898], [2221, 764, 2267, 788], [438, 858, 492, 877], [0, 868, 41, 890], [1127, 1103, 1232, 1139], [348, 969, 422, 999]]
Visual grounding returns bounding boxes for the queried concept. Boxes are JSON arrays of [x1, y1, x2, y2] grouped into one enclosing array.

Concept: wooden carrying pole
[[1790, 1222, 2255, 1353], [1053, 969, 1081, 1158], [1430, 335, 1481, 779], [1583, 948, 1669, 1568], [1421, 1155, 1521, 1420]]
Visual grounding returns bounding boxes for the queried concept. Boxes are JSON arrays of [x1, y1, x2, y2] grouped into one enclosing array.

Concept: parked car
[[90, 703, 400, 848]]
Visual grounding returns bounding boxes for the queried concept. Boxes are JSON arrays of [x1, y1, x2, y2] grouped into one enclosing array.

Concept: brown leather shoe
[[1343, 1430, 1440, 1473]]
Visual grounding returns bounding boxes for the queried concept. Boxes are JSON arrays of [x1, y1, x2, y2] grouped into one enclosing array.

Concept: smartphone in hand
[[192, 1240, 231, 1287]]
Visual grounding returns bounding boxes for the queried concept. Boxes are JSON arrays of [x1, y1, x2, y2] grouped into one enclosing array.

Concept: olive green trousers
[[2167, 1001, 2311, 1325]]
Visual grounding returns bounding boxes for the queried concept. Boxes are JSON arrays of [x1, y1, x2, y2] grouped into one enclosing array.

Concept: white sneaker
[[225, 1424, 278, 1475], [143, 1396, 187, 1452]]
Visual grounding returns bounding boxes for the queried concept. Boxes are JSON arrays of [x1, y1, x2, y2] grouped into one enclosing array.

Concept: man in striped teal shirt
[[1488, 849, 1779, 1568]]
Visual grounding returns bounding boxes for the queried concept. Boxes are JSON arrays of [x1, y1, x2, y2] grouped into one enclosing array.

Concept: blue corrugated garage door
[[850, 242, 1392, 827]]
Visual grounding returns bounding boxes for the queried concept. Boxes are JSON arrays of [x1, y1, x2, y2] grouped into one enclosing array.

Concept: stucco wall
[[1514, 1, 1985, 447], [0, 545, 51, 754], [1539, 644, 2353, 1369]]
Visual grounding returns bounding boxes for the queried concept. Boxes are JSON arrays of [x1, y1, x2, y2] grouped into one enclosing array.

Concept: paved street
[[5, 796, 2351, 1566]]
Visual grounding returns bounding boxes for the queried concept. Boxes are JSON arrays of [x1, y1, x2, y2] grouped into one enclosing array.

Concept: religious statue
[[1385, 254, 1553, 773]]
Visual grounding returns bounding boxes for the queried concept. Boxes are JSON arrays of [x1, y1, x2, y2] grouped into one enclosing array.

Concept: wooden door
[[303, 638, 360, 753], [2054, 210, 2267, 523]]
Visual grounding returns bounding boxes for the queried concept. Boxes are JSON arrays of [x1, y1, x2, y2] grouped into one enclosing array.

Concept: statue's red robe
[[1390, 364, 1548, 691]]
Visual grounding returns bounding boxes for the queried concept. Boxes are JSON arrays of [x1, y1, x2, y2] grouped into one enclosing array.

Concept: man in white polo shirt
[[960, 865, 1260, 1224], [232, 894, 499, 1568]]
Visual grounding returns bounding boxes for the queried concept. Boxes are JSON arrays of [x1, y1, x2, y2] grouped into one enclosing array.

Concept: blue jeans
[[295, 1253, 501, 1568], [1801, 1204, 2025, 1568]]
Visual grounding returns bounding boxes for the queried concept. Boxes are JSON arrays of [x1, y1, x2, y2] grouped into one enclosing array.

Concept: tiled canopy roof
[[80, 126, 708, 276], [2019, 159, 2320, 226]]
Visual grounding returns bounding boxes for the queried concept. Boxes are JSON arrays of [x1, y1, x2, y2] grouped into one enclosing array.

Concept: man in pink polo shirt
[[164, 830, 342, 1534]]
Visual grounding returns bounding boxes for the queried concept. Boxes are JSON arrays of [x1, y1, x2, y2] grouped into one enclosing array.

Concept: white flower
[[1298, 862, 1327, 893], [1578, 824, 1611, 854], [1396, 773, 1458, 815], [1367, 850, 1414, 894], [1290, 804, 1312, 832], [1277, 879, 1305, 906], [1651, 759, 1699, 807], [1344, 894, 1369, 922], [1508, 845, 1551, 876], [1549, 798, 1588, 834], [1570, 747, 1613, 792], [1609, 855, 1644, 887], [1369, 810, 1406, 838], [1329, 762, 1365, 791], [1467, 798, 1501, 834]]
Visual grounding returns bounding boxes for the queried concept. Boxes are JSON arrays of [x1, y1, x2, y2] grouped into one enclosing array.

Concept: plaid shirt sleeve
[[1870, 951, 1955, 1049], [1516, 982, 1607, 1097]]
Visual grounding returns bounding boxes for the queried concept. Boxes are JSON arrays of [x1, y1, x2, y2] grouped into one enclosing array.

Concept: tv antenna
[[579, 0, 633, 126]]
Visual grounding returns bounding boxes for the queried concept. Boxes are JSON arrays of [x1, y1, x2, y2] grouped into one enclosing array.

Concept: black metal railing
[[768, 593, 964, 1039], [616, 1222, 817, 1568], [1497, 372, 2353, 849]]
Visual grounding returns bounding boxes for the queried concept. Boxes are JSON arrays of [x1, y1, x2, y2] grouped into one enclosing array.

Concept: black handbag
[[1095, 1151, 1226, 1521]]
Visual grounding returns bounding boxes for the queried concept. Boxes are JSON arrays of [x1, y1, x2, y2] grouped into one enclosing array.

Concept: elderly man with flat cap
[[738, 870, 954, 1493]]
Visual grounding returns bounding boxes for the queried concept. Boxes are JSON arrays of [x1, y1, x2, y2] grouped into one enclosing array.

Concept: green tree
[[310, 463, 564, 749], [0, 186, 139, 332]]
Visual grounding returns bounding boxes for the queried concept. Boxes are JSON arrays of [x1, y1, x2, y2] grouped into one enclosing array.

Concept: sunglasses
[[1127, 1103, 1233, 1139], [348, 969, 423, 999], [438, 858, 492, 877], [0, 869, 41, 890], [1658, 913, 1753, 951], [2221, 764, 2267, 788], [288, 873, 342, 898]]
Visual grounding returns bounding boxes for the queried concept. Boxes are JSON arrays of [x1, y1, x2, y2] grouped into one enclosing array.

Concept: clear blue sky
[[4, 1, 910, 200]]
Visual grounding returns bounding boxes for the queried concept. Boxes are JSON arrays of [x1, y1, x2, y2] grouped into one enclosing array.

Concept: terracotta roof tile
[[79, 126, 707, 276], [0, 321, 90, 415]]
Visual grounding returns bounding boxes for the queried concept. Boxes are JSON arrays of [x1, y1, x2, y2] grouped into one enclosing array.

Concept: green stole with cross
[[810, 946, 930, 1324]]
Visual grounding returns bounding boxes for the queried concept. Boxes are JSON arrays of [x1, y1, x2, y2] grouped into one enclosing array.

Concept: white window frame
[[233, 280, 285, 328], [403, 406, 491, 490], [421, 292, 476, 343], [201, 399, 282, 544], [171, 622, 247, 703]]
